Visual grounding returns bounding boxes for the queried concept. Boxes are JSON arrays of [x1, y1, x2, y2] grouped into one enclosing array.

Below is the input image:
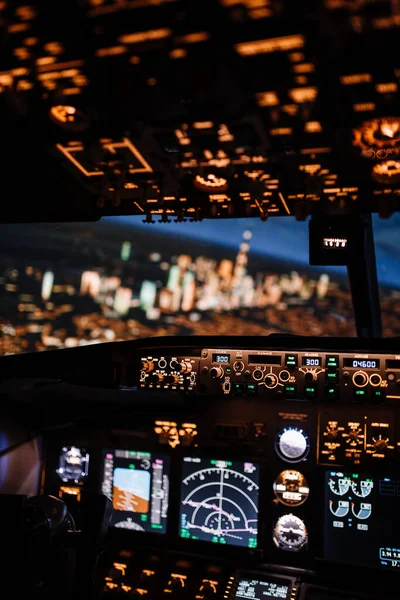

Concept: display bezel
[[178, 454, 261, 550], [342, 358, 380, 369]]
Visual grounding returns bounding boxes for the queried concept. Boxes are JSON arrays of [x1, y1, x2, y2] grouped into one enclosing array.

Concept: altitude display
[[273, 514, 308, 552], [235, 578, 290, 599], [179, 457, 259, 548], [343, 358, 380, 369], [101, 449, 170, 533], [324, 471, 400, 571], [57, 446, 89, 484], [273, 470, 309, 506]]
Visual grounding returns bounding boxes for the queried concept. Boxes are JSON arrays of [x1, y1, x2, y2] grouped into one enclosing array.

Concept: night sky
[[108, 214, 400, 289]]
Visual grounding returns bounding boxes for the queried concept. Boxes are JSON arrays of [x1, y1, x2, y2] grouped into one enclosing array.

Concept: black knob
[[369, 374, 382, 386], [304, 372, 315, 383], [210, 367, 224, 379], [253, 369, 263, 381], [279, 370, 290, 382], [265, 374, 278, 388], [353, 371, 367, 387], [170, 360, 182, 371], [150, 373, 163, 384]]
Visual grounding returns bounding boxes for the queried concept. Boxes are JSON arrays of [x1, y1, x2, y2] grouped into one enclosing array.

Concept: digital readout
[[302, 357, 321, 367], [212, 354, 230, 363], [343, 358, 380, 369]]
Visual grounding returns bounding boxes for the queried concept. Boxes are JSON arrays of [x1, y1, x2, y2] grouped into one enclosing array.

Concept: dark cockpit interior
[[1, 1, 400, 599]]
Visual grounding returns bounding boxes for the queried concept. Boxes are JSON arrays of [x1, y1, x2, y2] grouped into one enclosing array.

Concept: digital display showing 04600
[[179, 457, 259, 548]]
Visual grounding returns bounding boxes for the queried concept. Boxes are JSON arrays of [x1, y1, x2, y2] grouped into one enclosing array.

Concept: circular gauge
[[273, 514, 308, 552], [353, 117, 400, 152], [351, 477, 374, 498], [56, 446, 89, 484], [273, 470, 309, 506], [275, 427, 310, 463], [328, 474, 351, 496]]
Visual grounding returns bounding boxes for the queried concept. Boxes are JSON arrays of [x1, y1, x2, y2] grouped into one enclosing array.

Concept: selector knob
[[304, 371, 317, 383], [170, 360, 182, 371], [374, 437, 388, 451], [164, 374, 180, 385], [141, 359, 154, 373], [181, 361, 192, 373], [264, 373, 278, 389], [252, 369, 264, 381], [233, 360, 244, 372], [352, 371, 368, 387], [369, 373, 382, 387], [150, 373, 164, 384], [279, 370, 290, 382], [210, 366, 224, 379]]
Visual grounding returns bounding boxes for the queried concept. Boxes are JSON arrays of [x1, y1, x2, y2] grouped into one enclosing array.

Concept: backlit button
[[326, 355, 339, 368], [284, 384, 297, 398], [325, 386, 338, 401], [285, 354, 298, 367]]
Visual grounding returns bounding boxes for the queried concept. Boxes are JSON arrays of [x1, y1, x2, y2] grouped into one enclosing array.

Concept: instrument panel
[[38, 338, 400, 599]]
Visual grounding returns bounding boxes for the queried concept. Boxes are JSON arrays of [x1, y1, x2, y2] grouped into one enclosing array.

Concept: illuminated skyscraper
[[114, 287, 132, 316], [41, 271, 54, 301], [81, 271, 101, 298], [140, 280, 157, 310]]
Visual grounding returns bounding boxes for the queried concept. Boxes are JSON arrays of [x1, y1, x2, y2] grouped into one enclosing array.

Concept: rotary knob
[[373, 436, 388, 451], [252, 369, 264, 381], [170, 360, 182, 372], [233, 360, 244, 372], [150, 373, 164, 384], [180, 361, 192, 373], [264, 373, 278, 389], [209, 366, 224, 379], [164, 374, 180, 385], [304, 371, 316, 383], [352, 371, 368, 387], [141, 359, 154, 373]]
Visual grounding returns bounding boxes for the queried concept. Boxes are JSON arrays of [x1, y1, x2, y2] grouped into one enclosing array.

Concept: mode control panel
[[137, 348, 400, 405], [198, 349, 400, 404]]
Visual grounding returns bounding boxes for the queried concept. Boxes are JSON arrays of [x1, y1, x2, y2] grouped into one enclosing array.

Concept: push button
[[284, 384, 297, 398], [304, 386, 316, 399], [245, 383, 257, 396], [285, 354, 298, 367], [325, 385, 338, 401], [232, 383, 244, 396], [326, 355, 339, 368]]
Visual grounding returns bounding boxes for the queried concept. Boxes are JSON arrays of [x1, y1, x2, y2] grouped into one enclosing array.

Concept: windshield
[[0, 216, 397, 355]]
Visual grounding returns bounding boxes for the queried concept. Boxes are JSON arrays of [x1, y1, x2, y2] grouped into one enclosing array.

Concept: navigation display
[[179, 457, 259, 548], [101, 449, 170, 533], [324, 471, 400, 571], [235, 578, 290, 599]]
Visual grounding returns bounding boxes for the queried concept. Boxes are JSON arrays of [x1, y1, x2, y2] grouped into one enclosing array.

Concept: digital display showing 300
[[179, 457, 259, 548]]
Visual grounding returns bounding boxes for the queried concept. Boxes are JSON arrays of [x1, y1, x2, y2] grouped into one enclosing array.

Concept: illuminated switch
[[245, 383, 257, 396], [324, 386, 338, 401], [232, 383, 244, 396], [285, 354, 298, 367], [326, 355, 339, 368], [354, 388, 367, 402], [284, 384, 297, 398], [371, 389, 385, 404], [326, 371, 338, 381], [304, 386, 316, 398]]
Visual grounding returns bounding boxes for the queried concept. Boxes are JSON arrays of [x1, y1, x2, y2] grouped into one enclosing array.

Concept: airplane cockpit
[[0, 1, 400, 598]]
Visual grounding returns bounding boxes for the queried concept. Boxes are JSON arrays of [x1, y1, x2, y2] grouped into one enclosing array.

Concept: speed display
[[179, 457, 259, 548]]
